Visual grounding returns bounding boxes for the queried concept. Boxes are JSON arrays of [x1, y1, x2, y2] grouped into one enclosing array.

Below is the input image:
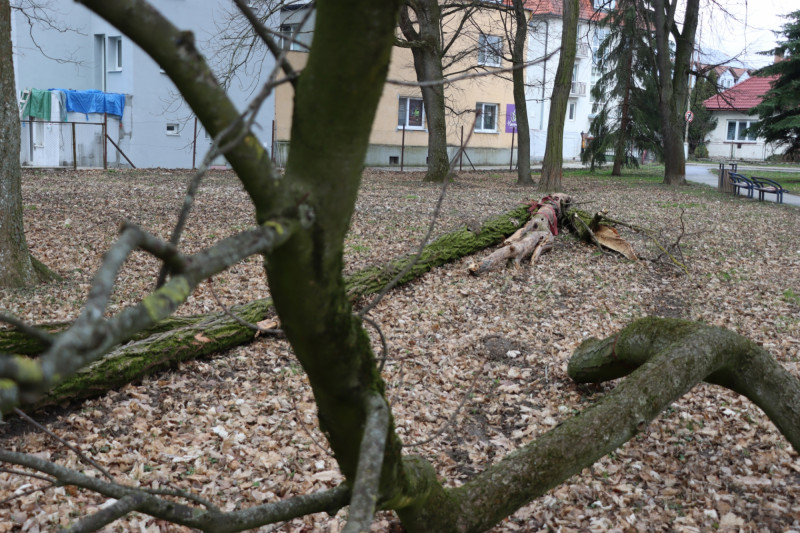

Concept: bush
[[694, 143, 709, 159]]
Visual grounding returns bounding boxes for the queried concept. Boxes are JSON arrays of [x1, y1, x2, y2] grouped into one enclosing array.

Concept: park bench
[[727, 172, 755, 199], [750, 176, 786, 204]]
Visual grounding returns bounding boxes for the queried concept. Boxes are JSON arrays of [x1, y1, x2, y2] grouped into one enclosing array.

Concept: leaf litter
[[1, 168, 799, 532]]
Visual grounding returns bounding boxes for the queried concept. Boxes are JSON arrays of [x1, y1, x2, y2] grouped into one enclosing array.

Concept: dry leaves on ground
[[1, 168, 799, 532]]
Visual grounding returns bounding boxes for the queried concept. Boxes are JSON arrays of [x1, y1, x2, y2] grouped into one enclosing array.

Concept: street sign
[[685, 110, 694, 123]]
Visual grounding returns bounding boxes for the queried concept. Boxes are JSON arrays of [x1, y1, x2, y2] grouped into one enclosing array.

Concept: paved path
[[686, 164, 800, 207]]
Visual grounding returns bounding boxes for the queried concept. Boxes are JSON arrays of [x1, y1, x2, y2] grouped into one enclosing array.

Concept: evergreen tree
[[688, 69, 718, 156], [587, 0, 661, 173], [750, 10, 800, 159]]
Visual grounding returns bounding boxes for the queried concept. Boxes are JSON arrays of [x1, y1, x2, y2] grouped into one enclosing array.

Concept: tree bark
[[511, 0, 532, 185], [652, 0, 699, 185], [399, 1, 451, 183], [538, 0, 578, 192], [0, 2, 41, 288]]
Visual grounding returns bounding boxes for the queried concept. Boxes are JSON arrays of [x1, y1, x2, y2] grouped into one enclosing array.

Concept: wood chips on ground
[[1, 168, 799, 532]]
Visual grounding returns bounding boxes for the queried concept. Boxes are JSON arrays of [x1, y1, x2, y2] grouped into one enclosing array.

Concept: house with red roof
[[702, 75, 780, 160]]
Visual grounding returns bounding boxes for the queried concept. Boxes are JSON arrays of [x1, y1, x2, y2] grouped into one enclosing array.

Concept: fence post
[[192, 117, 198, 170], [400, 123, 406, 172], [103, 113, 108, 170], [460, 126, 464, 172], [72, 122, 77, 170], [509, 127, 515, 170]]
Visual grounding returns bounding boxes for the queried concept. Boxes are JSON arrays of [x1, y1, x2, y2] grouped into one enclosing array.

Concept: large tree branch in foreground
[[395, 317, 800, 532], [0, 204, 531, 413], [0, 221, 295, 416]]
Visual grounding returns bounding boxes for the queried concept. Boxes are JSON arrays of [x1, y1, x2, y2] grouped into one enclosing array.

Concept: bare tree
[[539, 0, 579, 191], [1, 1, 799, 532], [652, 0, 700, 185]]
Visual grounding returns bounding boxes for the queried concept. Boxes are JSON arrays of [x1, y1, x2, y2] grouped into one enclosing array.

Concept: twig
[[404, 369, 481, 448], [139, 485, 220, 513], [0, 481, 58, 506], [207, 278, 284, 336], [342, 394, 389, 533], [290, 395, 333, 457], [13, 408, 114, 481], [0, 313, 54, 348], [362, 316, 388, 372], [358, 113, 479, 318], [598, 214, 689, 275], [572, 213, 610, 255]]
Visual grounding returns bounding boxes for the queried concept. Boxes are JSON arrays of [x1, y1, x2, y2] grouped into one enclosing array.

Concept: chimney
[[774, 50, 785, 63]]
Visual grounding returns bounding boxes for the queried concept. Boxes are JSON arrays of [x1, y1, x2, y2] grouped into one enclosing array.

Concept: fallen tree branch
[[1, 204, 533, 413]]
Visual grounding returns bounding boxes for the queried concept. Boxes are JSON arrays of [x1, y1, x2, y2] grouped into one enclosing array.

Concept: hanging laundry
[[49, 89, 126, 119], [22, 89, 52, 120]]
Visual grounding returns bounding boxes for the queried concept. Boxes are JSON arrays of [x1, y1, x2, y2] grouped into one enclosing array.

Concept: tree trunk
[[652, 0, 700, 185], [399, 1, 451, 183], [612, 49, 633, 176], [0, 2, 38, 288], [538, 0, 578, 192], [512, 0, 532, 185]]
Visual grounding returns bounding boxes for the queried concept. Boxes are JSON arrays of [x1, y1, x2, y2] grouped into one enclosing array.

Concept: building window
[[280, 24, 305, 51], [475, 102, 498, 132], [593, 0, 616, 9], [109, 36, 122, 71], [478, 34, 502, 67], [398, 97, 425, 129], [166, 123, 180, 136], [726, 120, 757, 142], [568, 101, 577, 121]]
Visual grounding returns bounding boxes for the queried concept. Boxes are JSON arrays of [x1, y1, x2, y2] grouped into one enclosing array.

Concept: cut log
[[469, 194, 569, 275], [8, 203, 533, 411]]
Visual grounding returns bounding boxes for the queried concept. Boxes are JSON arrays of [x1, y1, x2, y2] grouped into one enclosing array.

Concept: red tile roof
[[525, 0, 600, 21], [703, 75, 778, 112]]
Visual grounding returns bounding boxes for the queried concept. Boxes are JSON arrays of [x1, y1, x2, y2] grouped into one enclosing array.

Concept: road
[[686, 164, 800, 207]]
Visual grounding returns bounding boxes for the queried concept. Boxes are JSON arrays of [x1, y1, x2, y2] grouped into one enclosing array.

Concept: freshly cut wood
[[469, 194, 570, 275], [593, 225, 638, 260]]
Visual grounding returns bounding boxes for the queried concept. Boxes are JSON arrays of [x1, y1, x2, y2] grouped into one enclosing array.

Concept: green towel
[[22, 89, 52, 121]]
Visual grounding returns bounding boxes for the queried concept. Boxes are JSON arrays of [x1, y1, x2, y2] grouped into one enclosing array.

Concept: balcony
[[575, 43, 590, 58], [570, 81, 587, 97]]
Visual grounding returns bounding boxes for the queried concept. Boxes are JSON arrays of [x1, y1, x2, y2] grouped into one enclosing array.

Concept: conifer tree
[[750, 10, 800, 159]]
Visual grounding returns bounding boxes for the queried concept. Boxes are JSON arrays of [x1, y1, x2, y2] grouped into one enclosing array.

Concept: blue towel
[[49, 89, 126, 119]]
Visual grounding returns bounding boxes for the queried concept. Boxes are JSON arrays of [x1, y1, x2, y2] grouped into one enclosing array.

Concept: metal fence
[[20, 120, 107, 169]]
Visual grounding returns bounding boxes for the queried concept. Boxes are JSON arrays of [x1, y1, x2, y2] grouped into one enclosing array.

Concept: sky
[[698, 0, 798, 68]]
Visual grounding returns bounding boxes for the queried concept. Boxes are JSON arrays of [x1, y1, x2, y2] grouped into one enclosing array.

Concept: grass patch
[[741, 171, 800, 195]]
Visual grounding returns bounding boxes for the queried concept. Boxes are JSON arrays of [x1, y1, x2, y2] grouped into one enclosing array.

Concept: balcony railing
[[570, 81, 587, 97], [575, 43, 590, 58]]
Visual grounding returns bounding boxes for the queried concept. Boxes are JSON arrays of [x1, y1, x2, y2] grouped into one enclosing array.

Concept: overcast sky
[[697, 0, 797, 67]]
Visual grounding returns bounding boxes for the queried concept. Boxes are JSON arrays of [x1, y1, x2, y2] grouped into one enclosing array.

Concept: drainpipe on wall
[[539, 19, 549, 131]]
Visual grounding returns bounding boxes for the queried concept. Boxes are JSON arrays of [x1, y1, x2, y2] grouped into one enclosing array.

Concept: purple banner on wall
[[505, 104, 517, 133]]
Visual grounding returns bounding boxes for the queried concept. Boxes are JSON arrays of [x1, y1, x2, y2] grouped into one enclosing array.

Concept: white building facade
[[11, 0, 275, 169]]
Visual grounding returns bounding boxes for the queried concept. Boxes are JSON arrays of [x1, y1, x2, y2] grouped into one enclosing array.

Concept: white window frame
[[166, 123, 180, 136], [567, 101, 577, 121], [726, 120, 757, 142], [478, 34, 502, 67], [593, 0, 616, 10], [475, 102, 498, 133], [108, 36, 122, 71], [398, 96, 426, 130], [280, 23, 305, 51]]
